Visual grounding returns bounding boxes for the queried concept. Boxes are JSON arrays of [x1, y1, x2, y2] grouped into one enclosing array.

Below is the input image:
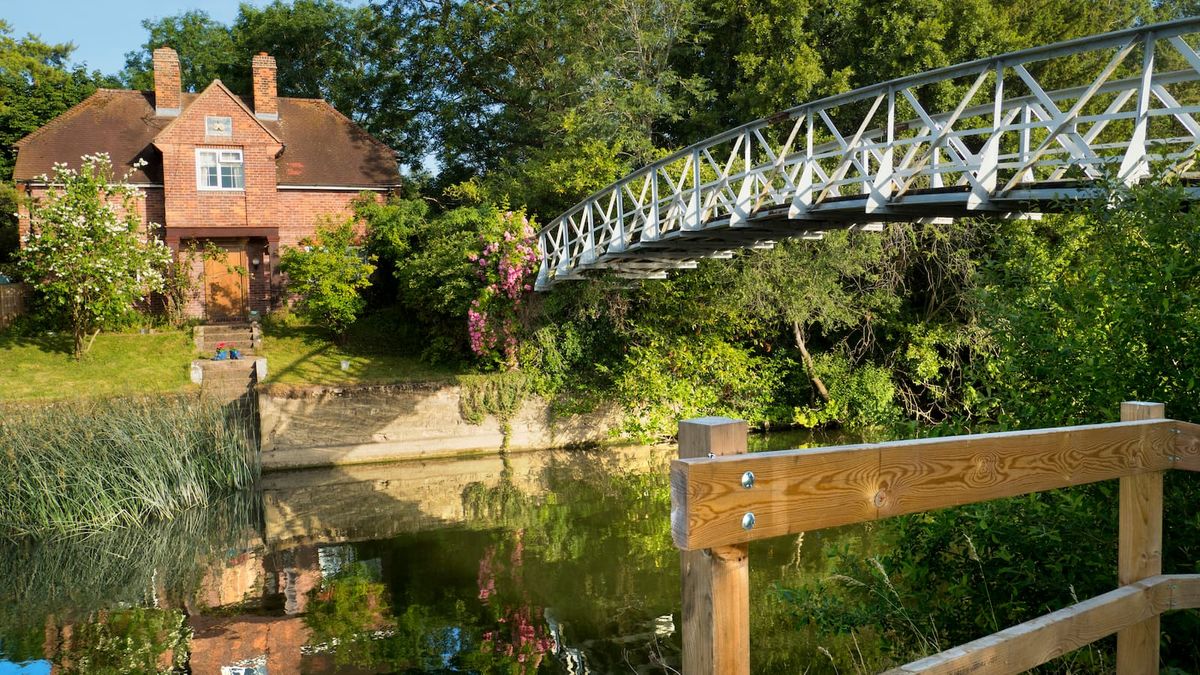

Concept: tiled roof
[[13, 89, 399, 188]]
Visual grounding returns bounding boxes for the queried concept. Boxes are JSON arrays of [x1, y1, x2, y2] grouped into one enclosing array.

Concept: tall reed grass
[[0, 395, 258, 538]]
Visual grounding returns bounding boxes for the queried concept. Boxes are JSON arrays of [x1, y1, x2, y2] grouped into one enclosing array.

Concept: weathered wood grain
[[1117, 402, 1165, 674], [672, 420, 1178, 550], [883, 574, 1200, 675], [1172, 420, 1200, 471], [677, 417, 749, 675]]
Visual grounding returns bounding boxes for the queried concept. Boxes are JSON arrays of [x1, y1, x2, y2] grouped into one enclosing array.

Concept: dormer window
[[196, 149, 244, 190], [206, 116, 232, 137]]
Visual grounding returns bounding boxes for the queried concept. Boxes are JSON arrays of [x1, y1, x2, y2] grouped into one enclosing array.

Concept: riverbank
[[257, 381, 625, 470]]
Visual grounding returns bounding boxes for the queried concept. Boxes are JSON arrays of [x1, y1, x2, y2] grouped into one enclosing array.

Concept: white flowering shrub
[[18, 154, 171, 356]]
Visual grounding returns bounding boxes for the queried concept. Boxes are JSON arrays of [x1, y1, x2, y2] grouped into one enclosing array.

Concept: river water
[[0, 429, 878, 674]]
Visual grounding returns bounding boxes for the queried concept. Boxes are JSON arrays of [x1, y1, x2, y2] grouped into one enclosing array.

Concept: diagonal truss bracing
[[536, 18, 1200, 289], [537, 18, 1200, 285]]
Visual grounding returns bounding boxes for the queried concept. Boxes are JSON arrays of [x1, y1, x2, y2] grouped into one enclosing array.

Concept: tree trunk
[[792, 320, 830, 402], [72, 304, 84, 359]]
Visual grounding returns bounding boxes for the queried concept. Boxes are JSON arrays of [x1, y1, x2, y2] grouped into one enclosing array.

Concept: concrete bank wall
[[258, 382, 623, 470]]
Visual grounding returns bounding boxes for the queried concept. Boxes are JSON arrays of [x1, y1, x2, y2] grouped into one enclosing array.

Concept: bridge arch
[[536, 17, 1200, 289]]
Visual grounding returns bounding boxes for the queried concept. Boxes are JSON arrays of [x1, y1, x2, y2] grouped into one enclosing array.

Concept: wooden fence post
[[1117, 400, 1165, 674], [678, 416, 750, 675]]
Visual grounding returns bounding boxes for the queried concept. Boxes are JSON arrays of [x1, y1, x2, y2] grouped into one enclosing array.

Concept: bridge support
[[678, 417, 750, 675]]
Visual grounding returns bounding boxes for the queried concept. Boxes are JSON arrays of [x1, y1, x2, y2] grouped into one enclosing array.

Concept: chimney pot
[[152, 46, 181, 117], [252, 52, 278, 121]]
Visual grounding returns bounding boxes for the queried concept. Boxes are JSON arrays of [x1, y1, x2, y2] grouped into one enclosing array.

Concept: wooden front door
[[205, 251, 248, 322]]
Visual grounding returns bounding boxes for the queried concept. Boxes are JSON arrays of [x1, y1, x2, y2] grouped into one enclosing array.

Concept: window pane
[[219, 165, 244, 189], [198, 152, 217, 168], [204, 167, 219, 187], [219, 151, 241, 163]]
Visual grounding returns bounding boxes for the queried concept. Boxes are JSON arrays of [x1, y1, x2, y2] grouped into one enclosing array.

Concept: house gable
[[152, 80, 284, 233], [153, 80, 282, 152]]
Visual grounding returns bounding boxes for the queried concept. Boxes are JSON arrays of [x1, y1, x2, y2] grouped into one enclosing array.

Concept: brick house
[[12, 47, 400, 322]]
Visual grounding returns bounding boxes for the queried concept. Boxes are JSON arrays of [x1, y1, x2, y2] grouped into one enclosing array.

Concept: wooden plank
[[671, 420, 1178, 550], [1117, 401, 1165, 674], [677, 417, 750, 675], [884, 574, 1200, 674], [1172, 420, 1200, 471]]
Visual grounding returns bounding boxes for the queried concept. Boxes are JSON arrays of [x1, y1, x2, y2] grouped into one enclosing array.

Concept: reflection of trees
[[0, 491, 261, 663], [459, 452, 684, 671]]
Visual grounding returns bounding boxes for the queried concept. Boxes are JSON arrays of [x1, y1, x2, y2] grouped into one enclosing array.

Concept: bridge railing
[[671, 402, 1200, 674], [538, 17, 1200, 288]]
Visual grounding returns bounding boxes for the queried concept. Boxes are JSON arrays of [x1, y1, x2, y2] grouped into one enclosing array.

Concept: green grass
[[0, 329, 195, 401], [260, 318, 459, 386]]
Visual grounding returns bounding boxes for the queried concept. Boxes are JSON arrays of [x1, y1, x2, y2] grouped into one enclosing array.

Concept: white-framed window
[[196, 149, 244, 190], [206, 115, 233, 136]]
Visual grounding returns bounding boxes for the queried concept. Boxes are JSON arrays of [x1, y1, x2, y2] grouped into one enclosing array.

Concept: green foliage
[[364, 196, 507, 361], [609, 336, 786, 441], [0, 22, 114, 180], [121, 10, 237, 91], [305, 562, 393, 665], [280, 218, 376, 340], [976, 180, 1200, 426], [18, 154, 171, 357], [457, 371, 532, 426], [793, 352, 900, 429], [0, 395, 257, 538], [0, 183, 17, 266]]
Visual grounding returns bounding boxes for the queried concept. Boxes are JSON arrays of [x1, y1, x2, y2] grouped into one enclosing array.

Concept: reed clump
[[0, 395, 258, 539]]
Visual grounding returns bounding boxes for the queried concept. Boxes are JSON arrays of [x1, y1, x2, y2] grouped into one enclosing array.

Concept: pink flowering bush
[[466, 209, 540, 368]]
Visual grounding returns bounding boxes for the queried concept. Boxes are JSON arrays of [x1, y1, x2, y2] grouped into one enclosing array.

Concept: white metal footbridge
[[535, 17, 1200, 289]]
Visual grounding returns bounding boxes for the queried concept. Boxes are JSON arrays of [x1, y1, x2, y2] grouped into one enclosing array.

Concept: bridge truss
[[536, 17, 1200, 289]]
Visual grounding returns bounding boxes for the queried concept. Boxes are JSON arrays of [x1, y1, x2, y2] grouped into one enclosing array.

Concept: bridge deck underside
[[560, 184, 1197, 281]]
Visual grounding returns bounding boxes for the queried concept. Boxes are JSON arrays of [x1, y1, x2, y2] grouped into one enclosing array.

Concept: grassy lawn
[[260, 320, 459, 386], [0, 330, 196, 401]]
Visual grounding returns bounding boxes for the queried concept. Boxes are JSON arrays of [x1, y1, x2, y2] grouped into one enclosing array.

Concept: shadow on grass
[[0, 330, 73, 356], [262, 319, 459, 387]]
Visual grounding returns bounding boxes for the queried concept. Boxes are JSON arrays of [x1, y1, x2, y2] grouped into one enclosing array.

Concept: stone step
[[199, 343, 255, 355]]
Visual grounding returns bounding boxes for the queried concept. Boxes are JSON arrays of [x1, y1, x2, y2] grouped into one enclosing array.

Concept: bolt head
[[741, 471, 755, 489], [741, 512, 756, 530]]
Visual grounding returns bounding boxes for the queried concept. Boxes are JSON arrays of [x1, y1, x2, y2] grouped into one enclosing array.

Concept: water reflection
[[0, 430, 872, 674]]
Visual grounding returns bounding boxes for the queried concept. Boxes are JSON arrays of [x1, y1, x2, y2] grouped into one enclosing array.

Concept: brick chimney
[[153, 47, 181, 117], [252, 52, 278, 121]]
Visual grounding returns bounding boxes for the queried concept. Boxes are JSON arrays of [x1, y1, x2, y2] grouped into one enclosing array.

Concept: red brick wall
[[275, 190, 378, 248], [155, 84, 283, 232]]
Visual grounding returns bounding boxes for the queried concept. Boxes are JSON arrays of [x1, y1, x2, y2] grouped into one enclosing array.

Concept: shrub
[[280, 218, 376, 341], [17, 154, 170, 356]]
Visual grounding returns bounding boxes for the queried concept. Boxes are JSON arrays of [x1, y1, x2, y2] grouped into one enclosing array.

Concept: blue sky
[[4, 1, 274, 75]]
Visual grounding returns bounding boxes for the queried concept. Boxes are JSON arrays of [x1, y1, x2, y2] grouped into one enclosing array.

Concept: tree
[[121, 11, 237, 91], [0, 21, 114, 180], [18, 154, 171, 357], [279, 218, 376, 341], [0, 21, 115, 258]]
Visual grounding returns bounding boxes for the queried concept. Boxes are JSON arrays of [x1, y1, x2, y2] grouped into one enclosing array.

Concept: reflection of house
[[13, 47, 399, 322], [189, 614, 309, 675]]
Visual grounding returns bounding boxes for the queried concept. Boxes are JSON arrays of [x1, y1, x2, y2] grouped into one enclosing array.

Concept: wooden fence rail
[[672, 402, 1200, 674], [0, 283, 28, 329]]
